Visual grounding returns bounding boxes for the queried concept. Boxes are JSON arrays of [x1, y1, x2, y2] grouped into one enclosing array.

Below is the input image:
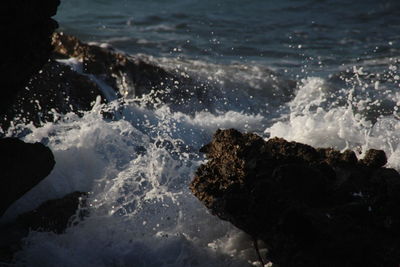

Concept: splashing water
[[1, 50, 400, 266], [267, 59, 400, 170], [2, 89, 269, 266], [3, 0, 400, 258]]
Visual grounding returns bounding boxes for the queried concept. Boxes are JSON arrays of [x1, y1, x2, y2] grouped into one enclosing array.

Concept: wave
[[3, 39, 400, 266]]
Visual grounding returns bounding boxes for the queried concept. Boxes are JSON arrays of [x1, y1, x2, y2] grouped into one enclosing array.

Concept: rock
[[1, 60, 107, 129], [1, 32, 208, 130], [51, 32, 216, 112], [52, 32, 180, 98], [16, 191, 88, 234], [360, 149, 387, 168], [0, 0, 60, 118], [0, 191, 88, 263], [190, 129, 400, 267], [0, 138, 55, 217], [2, 32, 296, 129], [0, 1, 104, 131]]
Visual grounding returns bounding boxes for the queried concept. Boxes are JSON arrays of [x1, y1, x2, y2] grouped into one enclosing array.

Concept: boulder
[[0, 0, 60, 117], [0, 138, 55, 217], [191, 129, 400, 267]]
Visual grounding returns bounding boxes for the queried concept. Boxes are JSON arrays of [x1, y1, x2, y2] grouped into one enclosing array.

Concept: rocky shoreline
[[2, 1, 400, 266], [191, 129, 400, 267], [1, 31, 219, 131], [0, 1, 87, 263]]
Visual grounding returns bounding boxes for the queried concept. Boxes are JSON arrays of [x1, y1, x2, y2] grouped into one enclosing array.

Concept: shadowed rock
[[0, 138, 55, 217], [190, 129, 400, 267], [0, 0, 60, 117], [1, 32, 208, 130], [2, 60, 106, 129], [16, 191, 88, 234], [0, 191, 88, 263]]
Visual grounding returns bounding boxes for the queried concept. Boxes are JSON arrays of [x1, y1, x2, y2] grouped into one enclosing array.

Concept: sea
[[2, 0, 400, 266]]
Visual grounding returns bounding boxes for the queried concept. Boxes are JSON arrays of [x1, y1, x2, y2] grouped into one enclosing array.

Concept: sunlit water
[[2, 1, 400, 266]]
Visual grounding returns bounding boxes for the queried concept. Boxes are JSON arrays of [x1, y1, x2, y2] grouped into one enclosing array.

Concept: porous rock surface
[[191, 129, 400, 267]]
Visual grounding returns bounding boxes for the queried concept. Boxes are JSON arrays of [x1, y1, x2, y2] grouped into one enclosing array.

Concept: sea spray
[[3, 97, 267, 266], [267, 70, 400, 170]]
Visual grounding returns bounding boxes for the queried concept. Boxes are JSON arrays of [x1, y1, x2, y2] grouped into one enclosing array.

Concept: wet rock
[[51, 32, 217, 112], [2, 60, 106, 129], [0, 138, 55, 217], [190, 129, 400, 267], [52, 32, 181, 98], [360, 149, 387, 168], [0, 0, 60, 117], [0, 2, 106, 131], [0, 191, 88, 263], [16, 191, 88, 234], [1, 32, 209, 130]]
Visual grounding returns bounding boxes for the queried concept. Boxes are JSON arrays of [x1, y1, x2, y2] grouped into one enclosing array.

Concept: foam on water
[[3, 50, 400, 266], [266, 73, 400, 170], [1, 0, 399, 264], [2, 94, 267, 266]]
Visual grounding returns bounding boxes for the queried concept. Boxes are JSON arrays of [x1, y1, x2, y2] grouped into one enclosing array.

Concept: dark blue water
[[56, 0, 400, 76]]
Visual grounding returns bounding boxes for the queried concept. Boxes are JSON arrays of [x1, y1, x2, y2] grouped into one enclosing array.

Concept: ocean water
[[2, 0, 400, 266]]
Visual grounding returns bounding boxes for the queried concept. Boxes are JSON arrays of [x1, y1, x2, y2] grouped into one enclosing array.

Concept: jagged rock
[[51, 32, 218, 112], [0, 191, 88, 263], [1, 32, 211, 130], [0, 0, 60, 117], [0, 138, 55, 217], [190, 129, 400, 267], [52, 32, 181, 98], [2, 32, 296, 130]]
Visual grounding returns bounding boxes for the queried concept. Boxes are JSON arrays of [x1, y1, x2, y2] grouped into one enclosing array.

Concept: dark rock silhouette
[[2, 32, 297, 130], [0, 191, 88, 263], [1, 32, 209, 130], [16, 191, 88, 234], [0, 0, 60, 118], [2, 60, 106, 129], [191, 129, 400, 267], [0, 138, 55, 217], [0, 2, 90, 263]]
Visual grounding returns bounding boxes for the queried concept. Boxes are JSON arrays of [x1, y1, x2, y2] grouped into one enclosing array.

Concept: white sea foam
[[266, 77, 400, 170], [4, 54, 400, 267], [3, 97, 265, 266]]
